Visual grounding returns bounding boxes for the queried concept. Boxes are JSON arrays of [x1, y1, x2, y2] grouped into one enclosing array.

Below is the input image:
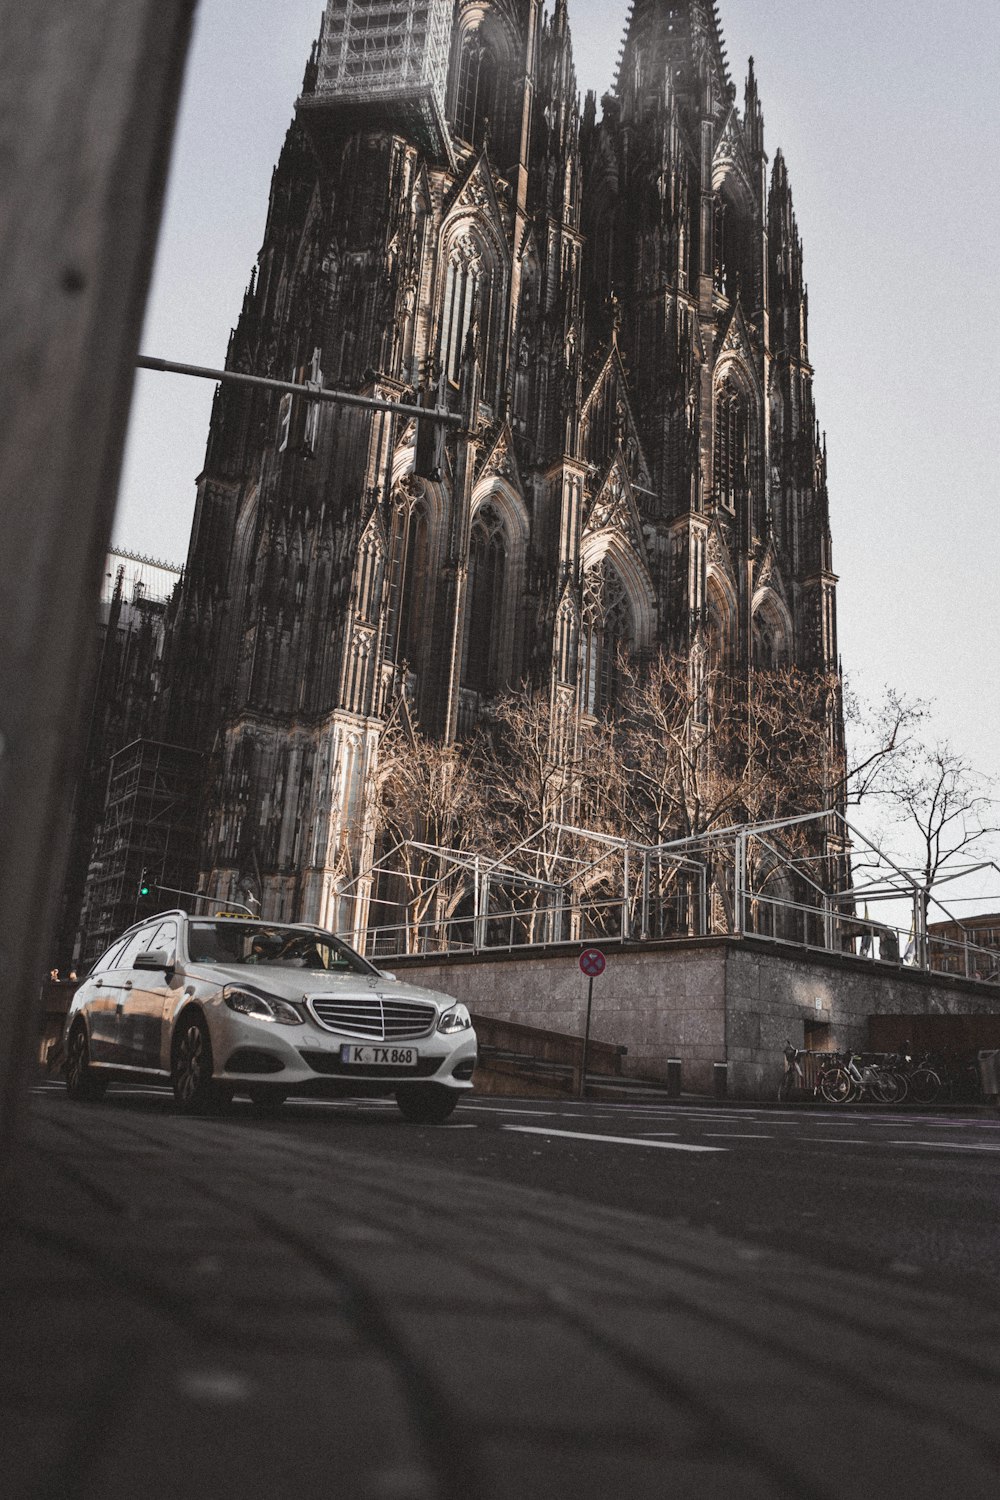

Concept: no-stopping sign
[[579, 948, 606, 978]]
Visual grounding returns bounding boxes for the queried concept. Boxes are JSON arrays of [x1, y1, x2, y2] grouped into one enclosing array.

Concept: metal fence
[[340, 813, 1000, 985]]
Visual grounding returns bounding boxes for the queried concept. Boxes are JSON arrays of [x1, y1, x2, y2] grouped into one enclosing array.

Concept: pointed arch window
[[713, 186, 756, 303], [455, 33, 497, 149], [356, 531, 384, 624], [463, 504, 507, 695], [581, 560, 634, 716], [386, 499, 431, 668], [705, 578, 731, 669], [440, 239, 484, 387], [751, 598, 790, 669], [714, 376, 751, 510]]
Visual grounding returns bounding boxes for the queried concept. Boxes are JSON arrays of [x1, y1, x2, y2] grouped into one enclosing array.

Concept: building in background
[[58, 550, 188, 966], [70, 0, 842, 959], [928, 914, 1000, 980]]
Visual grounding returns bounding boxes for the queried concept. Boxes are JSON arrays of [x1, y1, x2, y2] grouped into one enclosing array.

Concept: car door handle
[[123, 981, 133, 990]]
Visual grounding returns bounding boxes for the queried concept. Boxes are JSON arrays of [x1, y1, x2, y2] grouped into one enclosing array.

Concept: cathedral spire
[[744, 55, 764, 156], [614, 0, 732, 124], [768, 148, 808, 359]]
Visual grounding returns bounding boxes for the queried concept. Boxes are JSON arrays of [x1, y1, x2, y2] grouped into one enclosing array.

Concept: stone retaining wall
[[388, 938, 1000, 1098]]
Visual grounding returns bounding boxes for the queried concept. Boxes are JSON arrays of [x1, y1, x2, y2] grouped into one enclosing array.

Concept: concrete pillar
[[0, 0, 195, 1186]]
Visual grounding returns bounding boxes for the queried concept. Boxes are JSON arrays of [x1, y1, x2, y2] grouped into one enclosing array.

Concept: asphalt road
[[279, 1090, 1000, 1303], [6, 1083, 1000, 1500]]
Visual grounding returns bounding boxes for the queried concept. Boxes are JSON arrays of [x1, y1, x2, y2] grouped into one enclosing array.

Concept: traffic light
[[138, 868, 151, 898]]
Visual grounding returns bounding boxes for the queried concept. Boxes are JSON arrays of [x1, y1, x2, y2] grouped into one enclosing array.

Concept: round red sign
[[579, 948, 606, 978]]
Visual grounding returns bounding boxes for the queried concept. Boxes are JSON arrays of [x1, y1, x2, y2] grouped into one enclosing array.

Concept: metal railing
[[348, 884, 1000, 984], [339, 813, 1000, 985]]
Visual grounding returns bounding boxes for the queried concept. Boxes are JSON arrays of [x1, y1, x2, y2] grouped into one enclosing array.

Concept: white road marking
[[636, 1131, 681, 1137], [808, 1138, 873, 1145], [889, 1140, 1000, 1153], [703, 1133, 774, 1140], [502, 1125, 725, 1154], [460, 1105, 569, 1117], [552, 1113, 617, 1119]]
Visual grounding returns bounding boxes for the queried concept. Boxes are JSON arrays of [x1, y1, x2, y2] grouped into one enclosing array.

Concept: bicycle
[[900, 1051, 946, 1106], [778, 1040, 808, 1102], [818, 1051, 904, 1105]]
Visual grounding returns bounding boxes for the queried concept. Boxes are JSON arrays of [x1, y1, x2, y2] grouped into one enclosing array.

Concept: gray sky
[[117, 0, 1000, 903]]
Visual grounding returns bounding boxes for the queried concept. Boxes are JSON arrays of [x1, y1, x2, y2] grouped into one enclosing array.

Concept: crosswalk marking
[[502, 1125, 726, 1154]]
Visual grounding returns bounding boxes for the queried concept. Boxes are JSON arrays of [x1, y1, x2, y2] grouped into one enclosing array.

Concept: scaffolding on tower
[[299, 0, 455, 160]]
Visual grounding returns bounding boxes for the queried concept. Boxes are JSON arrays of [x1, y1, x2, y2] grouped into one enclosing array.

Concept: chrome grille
[[306, 994, 436, 1041]]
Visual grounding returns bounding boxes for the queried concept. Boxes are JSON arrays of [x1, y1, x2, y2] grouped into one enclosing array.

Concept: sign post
[[578, 948, 606, 1099]]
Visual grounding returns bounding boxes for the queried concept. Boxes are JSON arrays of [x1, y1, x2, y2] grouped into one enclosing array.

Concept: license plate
[[341, 1044, 418, 1067]]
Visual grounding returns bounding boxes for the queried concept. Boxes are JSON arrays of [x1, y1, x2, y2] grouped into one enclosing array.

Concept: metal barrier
[[341, 814, 1000, 984]]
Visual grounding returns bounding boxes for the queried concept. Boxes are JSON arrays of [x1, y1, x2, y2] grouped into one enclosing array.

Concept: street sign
[[579, 948, 606, 978]]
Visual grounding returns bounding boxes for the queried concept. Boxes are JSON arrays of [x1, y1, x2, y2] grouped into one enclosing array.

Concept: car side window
[[91, 937, 129, 973], [115, 927, 159, 971], [145, 920, 177, 962]]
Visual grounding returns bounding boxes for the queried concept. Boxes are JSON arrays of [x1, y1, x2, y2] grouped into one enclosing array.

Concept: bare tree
[[578, 653, 842, 936], [838, 680, 930, 807], [478, 687, 590, 858], [889, 740, 998, 941], [474, 687, 611, 938], [602, 652, 838, 841], [369, 708, 488, 951]]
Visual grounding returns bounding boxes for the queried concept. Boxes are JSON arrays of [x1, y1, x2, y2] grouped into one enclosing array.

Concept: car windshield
[[187, 920, 376, 976]]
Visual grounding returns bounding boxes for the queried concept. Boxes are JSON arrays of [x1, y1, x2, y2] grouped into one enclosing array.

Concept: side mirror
[[379, 970, 398, 982], [134, 948, 171, 972]]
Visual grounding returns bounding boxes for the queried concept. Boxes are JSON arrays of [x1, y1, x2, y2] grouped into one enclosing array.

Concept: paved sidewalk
[[4, 1094, 1000, 1500]]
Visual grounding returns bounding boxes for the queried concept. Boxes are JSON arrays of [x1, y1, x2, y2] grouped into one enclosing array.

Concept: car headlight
[[222, 986, 304, 1026], [437, 1003, 472, 1035]]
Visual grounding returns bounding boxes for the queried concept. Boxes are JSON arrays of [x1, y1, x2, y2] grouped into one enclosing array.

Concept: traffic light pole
[[136, 355, 463, 429]]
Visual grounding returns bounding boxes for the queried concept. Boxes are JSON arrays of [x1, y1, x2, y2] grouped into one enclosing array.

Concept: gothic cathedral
[[161, 0, 839, 935]]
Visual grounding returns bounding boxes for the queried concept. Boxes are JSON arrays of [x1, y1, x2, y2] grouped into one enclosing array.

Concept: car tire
[[170, 1011, 220, 1114], [65, 1024, 108, 1103], [247, 1088, 288, 1115], [395, 1084, 459, 1124]]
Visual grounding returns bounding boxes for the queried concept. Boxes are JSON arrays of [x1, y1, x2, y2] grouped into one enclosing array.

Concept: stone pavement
[[3, 1093, 1000, 1500]]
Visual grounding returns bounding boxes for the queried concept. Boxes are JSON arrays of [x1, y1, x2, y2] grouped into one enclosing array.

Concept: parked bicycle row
[[779, 1042, 997, 1107]]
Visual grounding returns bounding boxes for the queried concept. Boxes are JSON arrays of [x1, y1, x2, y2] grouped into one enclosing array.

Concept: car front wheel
[[65, 1024, 108, 1103], [171, 1012, 219, 1114], [395, 1083, 459, 1124]]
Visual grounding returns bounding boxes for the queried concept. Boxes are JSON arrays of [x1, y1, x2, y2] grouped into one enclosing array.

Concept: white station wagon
[[64, 912, 477, 1122]]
